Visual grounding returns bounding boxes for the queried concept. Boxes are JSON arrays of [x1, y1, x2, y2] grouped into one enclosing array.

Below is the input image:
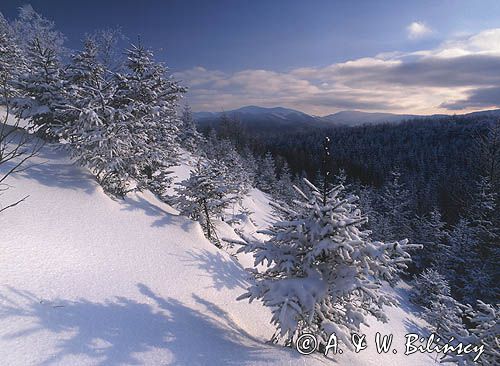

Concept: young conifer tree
[[236, 178, 416, 349], [12, 5, 66, 139], [114, 43, 185, 191], [175, 160, 236, 246]]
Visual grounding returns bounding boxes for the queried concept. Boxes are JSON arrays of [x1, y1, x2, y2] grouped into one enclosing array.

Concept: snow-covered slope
[[0, 129, 438, 365]]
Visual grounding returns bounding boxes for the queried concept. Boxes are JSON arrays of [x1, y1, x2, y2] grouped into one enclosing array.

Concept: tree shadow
[[404, 318, 430, 336], [13, 145, 97, 195], [119, 194, 195, 232], [181, 250, 250, 291], [0, 285, 277, 365]]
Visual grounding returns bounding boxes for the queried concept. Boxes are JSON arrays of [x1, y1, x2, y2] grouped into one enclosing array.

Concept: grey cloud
[[334, 55, 500, 88], [440, 87, 500, 110]]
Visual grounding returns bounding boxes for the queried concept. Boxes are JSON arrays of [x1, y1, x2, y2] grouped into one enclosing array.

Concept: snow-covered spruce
[[11, 5, 66, 139], [412, 208, 448, 272], [233, 178, 418, 350], [464, 301, 500, 366], [372, 170, 414, 242], [174, 159, 239, 246], [440, 301, 500, 366], [60, 38, 131, 196], [114, 43, 185, 193], [411, 268, 451, 309], [203, 131, 250, 199], [256, 151, 278, 193], [178, 104, 203, 153]]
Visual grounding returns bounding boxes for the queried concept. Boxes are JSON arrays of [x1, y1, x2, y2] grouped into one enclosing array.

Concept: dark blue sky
[[2, 0, 498, 72], [2, 1, 500, 114]]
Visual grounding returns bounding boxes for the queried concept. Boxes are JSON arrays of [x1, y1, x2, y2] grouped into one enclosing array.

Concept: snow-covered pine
[[441, 301, 500, 366], [114, 43, 185, 193], [412, 207, 448, 272], [372, 170, 414, 242], [0, 13, 26, 109], [178, 104, 203, 152], [11, 5, 66, 139], [235, 178, 417, 349], [174, 160, 237, 246], [423, 294, 467, 343], [440, 217, 492, 304], [203, 132, 250, 198], [256, 151, 277, 193], [59, 38, 131, 196], [411, 268, 451, 308], [275, 161, 295, 204]]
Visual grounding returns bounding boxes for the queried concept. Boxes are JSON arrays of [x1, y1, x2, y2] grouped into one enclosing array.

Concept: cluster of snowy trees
[[0, 5, 193, 197], [411, 269, 499, 365]]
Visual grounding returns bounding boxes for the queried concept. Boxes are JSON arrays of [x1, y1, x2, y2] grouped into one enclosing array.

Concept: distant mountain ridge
[[194, 105, 500, 129]]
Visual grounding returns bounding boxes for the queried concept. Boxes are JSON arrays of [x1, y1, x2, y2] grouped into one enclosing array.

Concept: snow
[[0, 117, 438, 365]]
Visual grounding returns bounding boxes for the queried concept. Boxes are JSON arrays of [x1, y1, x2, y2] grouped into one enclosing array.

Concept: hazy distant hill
[[194, 106, 500, 130]]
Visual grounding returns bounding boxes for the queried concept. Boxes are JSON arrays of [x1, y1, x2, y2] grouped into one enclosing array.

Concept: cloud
[[175, 28, 500, 115], [440, 87, 500, 110], [407, 21, 433, 40]]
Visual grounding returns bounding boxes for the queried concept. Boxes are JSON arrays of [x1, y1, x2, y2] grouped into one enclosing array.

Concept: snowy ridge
[[0, 129, 437, 365]]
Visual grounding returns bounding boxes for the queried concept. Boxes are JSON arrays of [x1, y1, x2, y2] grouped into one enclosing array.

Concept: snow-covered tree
[[86, 28, 124, 72], [0, 13, 41, 212], [113, 43, 185, 191], [411, 268, 451, 308], [275, 161, 295, 203], [372, 170, 414, 241], [60, 38, 131, 195], [469, 177, 499, 284], [11, 5, 66, 139], [441, 301, 500, 366], [0, 13, 26, 111], [240, 145, 258, 186], [175, 160, 237, 246], [472, 119, 500, 189], [441, 218, 485, 304], [423, 294, 466, 341], [235, 178, 416, 349], [465, 301, 500, 366], [178, 104, 202, 152], [412, 207, 448, 271], [256, 151, 277, 193], [203, 132, 250, 198]]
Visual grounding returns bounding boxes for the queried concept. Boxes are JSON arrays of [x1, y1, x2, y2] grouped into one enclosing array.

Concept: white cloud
[[175, 28, 500, 115], [407, 21, 433, 40]]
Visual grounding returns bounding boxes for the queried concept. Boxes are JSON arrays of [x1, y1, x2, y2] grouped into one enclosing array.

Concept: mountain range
[[194, 105, 500, 130]]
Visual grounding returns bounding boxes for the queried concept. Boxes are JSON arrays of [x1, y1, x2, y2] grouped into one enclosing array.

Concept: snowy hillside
[[0, 129, 438, 366]]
